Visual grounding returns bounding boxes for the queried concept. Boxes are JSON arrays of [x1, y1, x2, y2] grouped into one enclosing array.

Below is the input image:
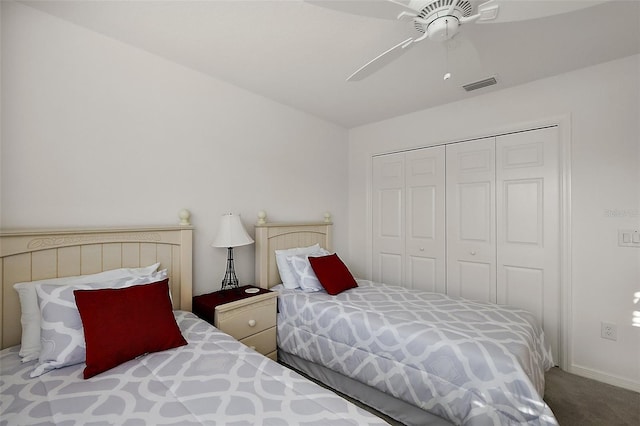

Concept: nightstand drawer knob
[[248, 319, 256, 327]]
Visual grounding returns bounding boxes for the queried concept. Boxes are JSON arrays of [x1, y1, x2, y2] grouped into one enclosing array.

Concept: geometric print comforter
[[276, 280, 558, 425], [0, 311, 388, 426]]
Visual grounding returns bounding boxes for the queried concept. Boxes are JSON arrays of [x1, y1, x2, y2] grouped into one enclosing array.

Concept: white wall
[[0, 1, 349, 295], [348, 54, 640, 391]]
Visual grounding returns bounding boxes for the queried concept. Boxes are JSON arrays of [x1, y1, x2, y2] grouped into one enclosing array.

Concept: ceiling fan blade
[[477, 0, 611, 23], [347, 38, 414, 81], [306, 0, 417, 20]]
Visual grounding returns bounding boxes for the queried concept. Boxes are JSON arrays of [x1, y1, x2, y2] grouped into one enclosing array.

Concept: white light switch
[[619, 230, 640, 248]]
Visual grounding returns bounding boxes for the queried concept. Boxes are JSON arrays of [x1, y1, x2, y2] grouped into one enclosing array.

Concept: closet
[[372, 146, 446, 293], [372, 126, 560, 361]]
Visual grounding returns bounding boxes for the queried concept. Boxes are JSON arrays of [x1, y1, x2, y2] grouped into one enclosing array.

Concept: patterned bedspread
[[0, 311, 388, 426], [276, 280, 557, 425]]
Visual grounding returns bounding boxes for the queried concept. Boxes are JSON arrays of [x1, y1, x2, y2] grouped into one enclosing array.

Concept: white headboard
[[0, 225, 193, 350], [254, 211, 332, 289]]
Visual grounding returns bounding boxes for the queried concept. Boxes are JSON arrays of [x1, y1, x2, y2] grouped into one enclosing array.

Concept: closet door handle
[[470, 251, 477, 256]]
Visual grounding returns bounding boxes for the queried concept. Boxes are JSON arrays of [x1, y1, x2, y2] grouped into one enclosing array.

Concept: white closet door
[[405, 147, 446, 292], [372, 153, 405, 286], [446, 138, 496, 302], [496, 127, 560, 361]]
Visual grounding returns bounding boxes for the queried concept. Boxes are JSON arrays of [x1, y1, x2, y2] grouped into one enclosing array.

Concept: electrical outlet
[[601, 322, 617, 341]]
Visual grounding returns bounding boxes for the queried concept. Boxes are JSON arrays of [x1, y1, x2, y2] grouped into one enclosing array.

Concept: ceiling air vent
[[463, 76, 498, 92]]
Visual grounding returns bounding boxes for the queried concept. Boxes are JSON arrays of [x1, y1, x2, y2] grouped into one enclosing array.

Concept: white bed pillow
[[13, 263, 160, 362], [31, 269, 167, 378], [275, 244, 321, 289], [287, 249, 331, 292]]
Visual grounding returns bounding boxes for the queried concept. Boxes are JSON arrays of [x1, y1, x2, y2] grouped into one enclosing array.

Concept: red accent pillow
[[308, 253, 358, 295], [74, 279, 187, 379]]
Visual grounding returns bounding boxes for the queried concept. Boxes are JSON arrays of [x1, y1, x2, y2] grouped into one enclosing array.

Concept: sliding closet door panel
[[446, 138, 496, 302], [502, 266, 544, 320], [405, 147, 446, 292], [380, 190, 402, 237], [372, 153, 405, 286], [459, 182, 492, 241], [380, 253, 403, 286], [496, 127, 560, 361], [458, 261, 492, 302], [504, 180, 542, 244], [408, 256, 436, 290]]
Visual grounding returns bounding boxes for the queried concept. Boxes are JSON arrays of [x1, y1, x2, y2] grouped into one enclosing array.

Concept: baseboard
[[568, 364, 640, 393]]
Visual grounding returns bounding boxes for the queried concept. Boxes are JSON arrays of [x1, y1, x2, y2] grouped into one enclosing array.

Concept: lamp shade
[[211, 213, 254, 248]]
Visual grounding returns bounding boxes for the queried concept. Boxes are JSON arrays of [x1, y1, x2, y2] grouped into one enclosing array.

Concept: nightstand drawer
[[216, 297, 276, 341], [240, 326, 276, 356]]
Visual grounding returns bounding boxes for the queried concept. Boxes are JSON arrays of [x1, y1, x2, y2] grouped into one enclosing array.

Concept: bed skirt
[[278, 349, 452, 426]]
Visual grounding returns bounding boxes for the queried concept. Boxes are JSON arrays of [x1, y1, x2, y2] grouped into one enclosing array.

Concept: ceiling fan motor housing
[[412, 0, 473, 40], [427, 16, 460, 41]]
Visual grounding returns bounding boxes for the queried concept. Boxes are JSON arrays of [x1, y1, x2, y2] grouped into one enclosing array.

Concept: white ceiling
[[20, 0, 640, 128]]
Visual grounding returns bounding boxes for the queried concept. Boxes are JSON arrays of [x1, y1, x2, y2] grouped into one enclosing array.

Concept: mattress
[[276, 280, 557, 425], [0, 311, 388, 426]]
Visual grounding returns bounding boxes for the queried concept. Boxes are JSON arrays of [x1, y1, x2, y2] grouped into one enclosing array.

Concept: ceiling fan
[[308, 0, 609, 82]]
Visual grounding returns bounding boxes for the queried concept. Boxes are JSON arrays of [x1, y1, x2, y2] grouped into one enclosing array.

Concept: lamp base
[[220, 247, 240, 290]]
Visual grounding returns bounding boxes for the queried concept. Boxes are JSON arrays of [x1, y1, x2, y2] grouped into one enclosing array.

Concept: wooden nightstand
[[193, 286, 277, 360]]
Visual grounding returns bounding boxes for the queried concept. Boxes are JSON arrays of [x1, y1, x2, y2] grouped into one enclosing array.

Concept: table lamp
[[211, 213, 254, 290]]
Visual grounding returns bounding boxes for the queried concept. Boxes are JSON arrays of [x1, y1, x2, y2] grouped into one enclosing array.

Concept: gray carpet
[[544, 367, 640, 426]]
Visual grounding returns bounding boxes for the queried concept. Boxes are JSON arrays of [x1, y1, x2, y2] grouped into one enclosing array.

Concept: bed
[[254, 213, 558, 426], [0, 224, 389, 425]]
